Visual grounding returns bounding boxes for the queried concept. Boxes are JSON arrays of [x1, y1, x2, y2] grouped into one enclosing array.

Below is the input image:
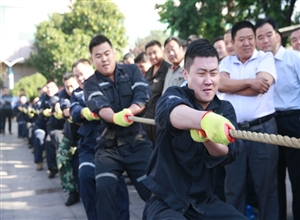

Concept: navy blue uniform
[[13, 102, 28, 138], [143, 86, 247, 220], [71, 87, 129, 220], [44, 90, 65, 171], [83, 64, 153, 220], [33, 93, 51, 163]]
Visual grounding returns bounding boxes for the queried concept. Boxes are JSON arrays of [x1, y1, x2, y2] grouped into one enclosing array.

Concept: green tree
[[11, 73, 47, 100], [132, 30, 170, 55], [156, 0, 300, 43], [27, 0, 127, 83]]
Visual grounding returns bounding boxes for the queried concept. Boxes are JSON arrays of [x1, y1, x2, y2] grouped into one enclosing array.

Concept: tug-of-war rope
[[128, 116, 300, 149]]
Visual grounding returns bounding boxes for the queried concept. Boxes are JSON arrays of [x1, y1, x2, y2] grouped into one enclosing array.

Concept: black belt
[[275, 110, 300, 118], [238, 114, 274, 129]]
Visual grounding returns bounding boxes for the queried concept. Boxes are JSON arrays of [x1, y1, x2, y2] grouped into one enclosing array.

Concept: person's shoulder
[[257, 50, 273, 58], [162, 59, 172, 68], [164, 85, 187, 96], [119, 63, 137, 70], [284, 48, 300, 59], [84, 72, 97, 84]]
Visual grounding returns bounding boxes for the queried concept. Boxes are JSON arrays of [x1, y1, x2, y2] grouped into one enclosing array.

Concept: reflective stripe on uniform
[[136, 174, 146, 182], [95, 172, 118, 180], [88, 91, 103, 101], [168, 95, 182, 100], [79, 162, 95, 169], [99, 82, 110, 87], [131, 82, 149, 90]]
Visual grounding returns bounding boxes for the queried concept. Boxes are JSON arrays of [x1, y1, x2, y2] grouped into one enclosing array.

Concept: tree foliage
[[11, 73, 47, 100], [27, 0, 127, 83], [156, 0, 300, 43], [132, 30, 169, 55]]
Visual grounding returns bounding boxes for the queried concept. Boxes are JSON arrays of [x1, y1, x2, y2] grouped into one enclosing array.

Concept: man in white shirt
[[219, 20, 279, 220], [255, 17, 300, 220], [290, 28, 300, 52]]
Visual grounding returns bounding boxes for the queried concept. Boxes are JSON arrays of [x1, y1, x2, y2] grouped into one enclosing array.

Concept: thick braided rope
[[128, 116, 300, 149], [229, 130, 300, 149]]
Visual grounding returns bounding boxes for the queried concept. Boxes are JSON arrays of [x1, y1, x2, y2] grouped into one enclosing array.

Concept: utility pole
[[1, 57, 24, 89]]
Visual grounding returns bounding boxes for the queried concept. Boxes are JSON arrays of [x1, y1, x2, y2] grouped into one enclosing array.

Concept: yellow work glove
[[190, 129, 209, 143], [67, 116, 73, 123], [43, 108, 52, 117], [54, 110, 63, 119], [29, 113, 35, 118], [200, 112, 236, 145], [22, 107, 28, 114], [113, 108, 134, 127], [81, 107, 100, 121]]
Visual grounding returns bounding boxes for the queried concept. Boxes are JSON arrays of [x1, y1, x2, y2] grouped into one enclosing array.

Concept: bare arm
[[170, 104, 206, 130], [203, 141, 229, 156]]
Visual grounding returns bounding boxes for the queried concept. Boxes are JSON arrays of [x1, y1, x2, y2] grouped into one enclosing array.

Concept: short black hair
[[187, 34, 200, 44], [145, 40, 161, 51], [164, 36, 187, 48], [212, 36, 224, 45], [62, 72, 75, 81], [89, 34, 112, 54], [134, 52, 148, 63], [255, 17, 278, 32], [184, 39, 219, 72], [232, 21, 255, 41], [46, 80, 57, 85], [123, 52, 135, 61], [72, 58, 91, 69]]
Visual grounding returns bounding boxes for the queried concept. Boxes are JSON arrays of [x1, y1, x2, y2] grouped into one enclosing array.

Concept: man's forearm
[[219, 76, 250, 93], [204, 141, 229, 156]]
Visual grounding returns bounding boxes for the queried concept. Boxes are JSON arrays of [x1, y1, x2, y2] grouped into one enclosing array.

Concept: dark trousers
[[144, 124, 156, 147], [45, 129, 63, 170], [18, 121, 27, 138], [143, 195, 248, 220], [1, 108, 12, 132], [225, 118, 279, 220], [33, 128, 46, 163], [95, 140, 152, 220], [276, 114, 300, 220]]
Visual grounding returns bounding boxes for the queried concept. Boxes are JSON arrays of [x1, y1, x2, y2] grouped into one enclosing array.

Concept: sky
[[1, 0, 300, 60], [112, 0, 168, 45], [0, 0, 167, 46]]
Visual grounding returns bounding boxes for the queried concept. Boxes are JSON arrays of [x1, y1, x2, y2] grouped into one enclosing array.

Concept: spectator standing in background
[[290, 27, 300, 52], [144, 40, 171, 146], [0, 87, 13, 134]]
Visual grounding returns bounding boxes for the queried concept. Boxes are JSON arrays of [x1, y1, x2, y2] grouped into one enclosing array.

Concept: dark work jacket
[[70, 87, 99, 151], [2, 94, 13, 110], [143, 85, 240, 214], [83, 63, 151, 150], [144, 59, 171, 119], [13, 103, 28, 122], [46, 91, 65, 131], [34, 93, 51, 130], [59, 89, 80, 146]]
